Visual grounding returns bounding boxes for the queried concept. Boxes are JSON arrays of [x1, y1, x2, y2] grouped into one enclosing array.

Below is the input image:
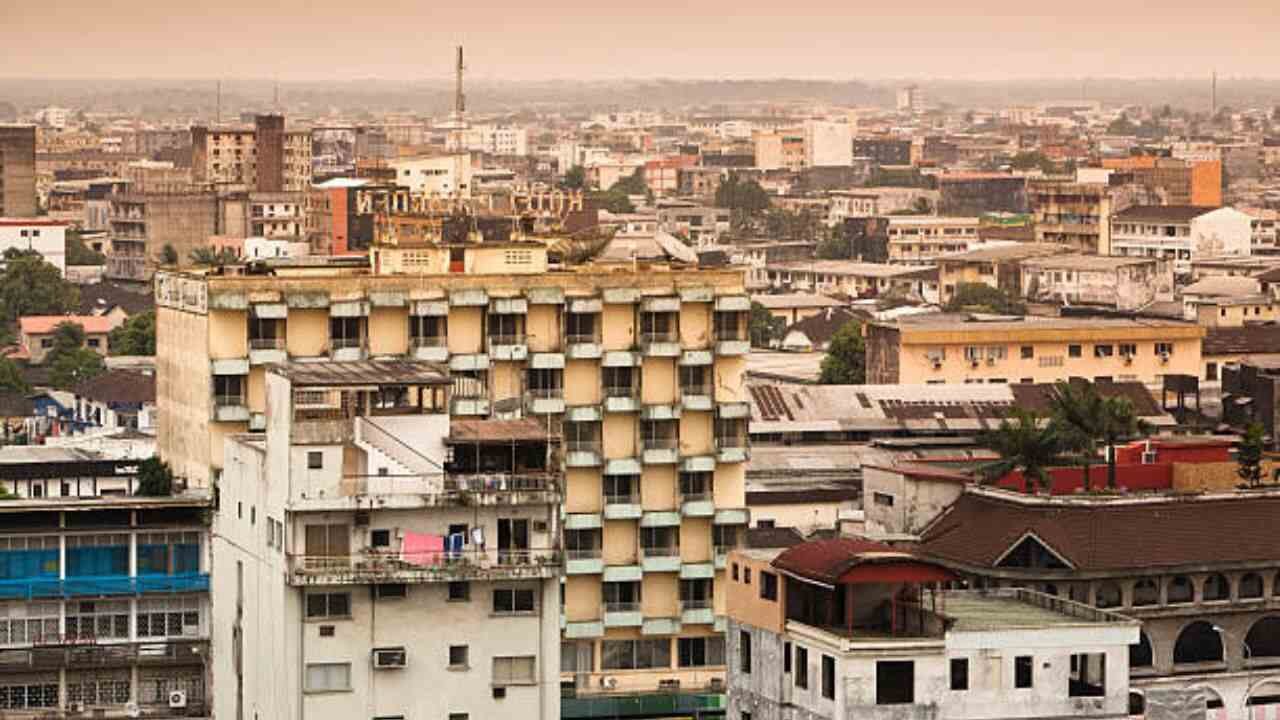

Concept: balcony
[[681, 599, 715, 626], [0, 573, 209, 601], [603, 386, 641, 413], [641, 436, 679, 465], [603, 491, 642, 520], [716, 436, 748, 464], [640, 330, 681, 358], [487, 333, 528, 361], [565, 333, 603, 360], [679, 491, 715, 518], [714, 329, 750, 356], [286, 548, 560, 586], [410, 336, 448, 363], [640, 546, 681, 573], [0, 639, 209, 674], [303, 473, 558, 511], [248, 336, 286, 365], [564, 620, 604, 639], [450, 392, 490, 416], [642, 617, 681, 636], [680, 385, 713, 412], [713, 546, 734, 569], [328, 337, 366, 362], [526, 388, 565, 415], [213, 395, 249, 422], [565, 548, 604, 575], [679, 563, 715, 580], [603, 602, 643, 628], [565, 441, 603, 468]]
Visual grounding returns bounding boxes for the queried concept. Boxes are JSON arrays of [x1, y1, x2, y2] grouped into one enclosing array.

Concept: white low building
[[389, 154, 474, 198], [0, 218, 68, 274], [1111, 206, 1253, 276]]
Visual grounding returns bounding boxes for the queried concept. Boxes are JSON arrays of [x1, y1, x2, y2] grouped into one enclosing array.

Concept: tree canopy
[[1238, 423, 1267, 488], [108, 311, 156, 356], [0, 252, 79, 324], [608, 170, 648, 197], [0, 357, 30, 395], [748, 302, 786, 348], [560, 165, 586, 191], [945, 283, 1026, 315], [135, 456, 175, 496], [589, 189, 635, 214], [714, 174, 771, 215], [979, 409, 1071, 494], [818, 320, 866, 384], [46, 322, 105, 390], [65, 230, 105, 266]]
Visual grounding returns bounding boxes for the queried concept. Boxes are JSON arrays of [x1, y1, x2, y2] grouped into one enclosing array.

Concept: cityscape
[[4, 2, 1280, 719]]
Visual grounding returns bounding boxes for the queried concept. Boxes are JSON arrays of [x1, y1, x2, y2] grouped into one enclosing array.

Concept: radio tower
[[454, 45, 466, 125], [1211, 70, 1218, 117]]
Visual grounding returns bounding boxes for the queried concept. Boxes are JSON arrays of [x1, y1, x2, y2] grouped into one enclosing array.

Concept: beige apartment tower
[[0, 125, 37, 217], [155, 237, 751, 711]]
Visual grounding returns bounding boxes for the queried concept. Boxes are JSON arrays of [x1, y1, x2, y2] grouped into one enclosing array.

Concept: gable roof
[[1113, 205, 1216, 224], [782, 307, 863, 349], [919, 489, 1280, 572], [1203, 325, 1280, 356], [76, 283, 154, 317], [19, 315, 117, 336], [72, 370, 155, 405]]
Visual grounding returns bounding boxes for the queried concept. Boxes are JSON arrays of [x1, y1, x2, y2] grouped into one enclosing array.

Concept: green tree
[[560, 165, 586, 191], [108, 311, 156, 356], [1048, 381, 1107, 491], [0, 357, 30, 395], [135, 456, 175, 496], [65, 229, 105, 266], [816, 235, 851, 260], [1238, 423, 1267, 487], [189, 247, 239, 266], [609, 170, 648, 197], [160, 244, 179, 265], [589, 189, 635, 214], [748, 302, 785, 348], [979, 409, 1070, 494], [1099, 397, 1153, 490], [49, 347, 104, 390], [945, 283, 1026, 315], [0, 252, 79, 323], [714, 174, 771, 215], [818, 320, 866, 384]]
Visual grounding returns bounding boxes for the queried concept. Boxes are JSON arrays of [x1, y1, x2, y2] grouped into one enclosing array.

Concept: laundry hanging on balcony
[[401, 532, 444, 566]]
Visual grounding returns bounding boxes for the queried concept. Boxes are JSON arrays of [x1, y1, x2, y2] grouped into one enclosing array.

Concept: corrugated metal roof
[[269, 360, 449, 387]]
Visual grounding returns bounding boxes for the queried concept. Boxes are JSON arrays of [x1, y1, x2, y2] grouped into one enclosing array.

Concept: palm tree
[[1049, 381, 1107, 492], [1099, 397, 1153, 490], [978, 408, 1071, 494]]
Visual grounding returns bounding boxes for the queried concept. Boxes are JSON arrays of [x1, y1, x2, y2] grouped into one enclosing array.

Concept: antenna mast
[[455, 45, 466, 122]]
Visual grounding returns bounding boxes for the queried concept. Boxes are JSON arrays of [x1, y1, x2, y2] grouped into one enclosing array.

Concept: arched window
[[1174, 621, 1224, 664], [1246, 679, 1280, 707], [1130, 632, 1154, 668], [1245, 617, 1280, 658], [1168, 576, 1194, 604], [1132, 578, 1159, 606], [1203, 573, 1231, 602], [1095, 581, 1122, 608], [1240, 573, 1264, 599], [1128, 692, 1145, 716]]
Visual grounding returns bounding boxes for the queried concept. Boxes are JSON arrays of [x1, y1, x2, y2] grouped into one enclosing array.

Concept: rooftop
[[767, 260, 936, 278], [1204, 325, 1280, 356], [1021, 253, 1164, 271], [19, 315, 117, 335], [1113, 205, 1216, 224], [1182, 275, 1261, 298], [943, 589, 1136, 631], [269, 360, 450, 387], [888, 312, 1200, 334], [751, 293, 845, 310], [937, 243, 1069, 264]]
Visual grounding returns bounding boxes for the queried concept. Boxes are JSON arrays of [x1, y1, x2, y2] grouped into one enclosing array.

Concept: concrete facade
[[0, 124, 37, 218]]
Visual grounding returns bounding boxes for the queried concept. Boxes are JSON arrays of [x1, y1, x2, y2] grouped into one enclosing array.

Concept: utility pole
[[454, 45, 466, 123]]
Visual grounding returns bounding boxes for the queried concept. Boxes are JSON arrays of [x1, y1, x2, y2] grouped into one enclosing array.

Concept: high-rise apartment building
[[190, 114, 312, 192], [211, 361, 561, 719], [155, 223, 751, 712], [0, 124, 38, 217]]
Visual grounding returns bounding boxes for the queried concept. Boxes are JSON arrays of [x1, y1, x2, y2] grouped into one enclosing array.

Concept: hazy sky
[[5, 0, 1280, 81]]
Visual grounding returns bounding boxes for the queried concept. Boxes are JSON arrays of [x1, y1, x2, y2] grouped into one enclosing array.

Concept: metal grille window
[[0, 676, 58, 709], [329, 317, 364, 349], [0, 603, 59, 646], [409, 315, 447, 346], [67, 671, 131, 705], [601, 639, 671, 670], [677, 637, 725, 667], [139, 669, 204, 704], [66, 600, 130, 641], [137, 596, 202, 638]]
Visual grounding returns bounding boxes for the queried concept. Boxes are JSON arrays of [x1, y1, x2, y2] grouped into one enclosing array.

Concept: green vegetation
[[135, 456, 176, 496], [945, 283, 1026, 315], [0, 357, 31, 395], [817, 320, 865, 385], [46, 322, 105, 390], [714, 174, 771, 215], [1237, 423, 1267, 488], [65, 230, 106, 266], [815, 235, 851, 260], [560, 165, 586, 191], [189, 247, 240, 266], [160, 244, 178, 265], [608, 170, 648, 197], [108, 311, 156, 356], [0, 251, 79, 324], [748, 302, 785, 348], [979, 409, 1070, 494]]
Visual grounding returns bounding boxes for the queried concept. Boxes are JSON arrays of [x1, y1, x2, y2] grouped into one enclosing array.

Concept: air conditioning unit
[[600, 675, 619, 689], [125, 701, 142, 718], [373, 647, 408, 669], [932, 359, 943, 370], [1123, 355, 1134, 365], [168, 690, 188, 709], [1159, 352, 1170, 363], [970, 360, 980, 369]]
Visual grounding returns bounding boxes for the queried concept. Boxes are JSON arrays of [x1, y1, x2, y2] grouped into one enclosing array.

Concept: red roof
[[772, 537, 950, 585], [19, 315, 117, 336], [0, 218, 70, 227]]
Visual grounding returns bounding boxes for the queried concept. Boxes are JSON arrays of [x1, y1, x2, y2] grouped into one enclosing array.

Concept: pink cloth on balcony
[[401, 532, 445, 566]]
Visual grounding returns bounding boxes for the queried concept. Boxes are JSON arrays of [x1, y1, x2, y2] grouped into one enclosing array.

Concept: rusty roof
[[1204, 326, 1280, 356], [269, 360, 449, 387], [447, 418, 558, 444], [772, 537, 920, 584]]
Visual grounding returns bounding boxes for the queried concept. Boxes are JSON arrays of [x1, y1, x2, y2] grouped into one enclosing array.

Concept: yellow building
[[865, 313, 1204, 385], [155, 236, 751, 703]]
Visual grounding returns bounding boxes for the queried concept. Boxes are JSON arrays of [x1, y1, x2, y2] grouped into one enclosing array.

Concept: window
[[731, 563, 739, 581], [1069, 653, 1106, 697], [1119, 343, 1137, 357], [739, 630, 752, 673], [1094, 344, 1113, 358], [873, 492, 895, 507], [307, 451, 323, 470], [1155, 342, 1173, 356], [66, 600, 129, 640], [136, 596, 201, 638], [374, 584, 406, 599], [493, 588, 536, 614], [821, 655, 835, 700], [371, 529, 391, 548], [448, 581, 470, 601], [448, 715, 469, 720], [795, 646, 809, 688], [1066, 344, 1082, 358], [1014, 655, 1033, 688], [950, 658, 968, 691], [449, 645, 469, 668], [876, 661, 914, 705], [784, 642, 792, 674], [304, 662, 351, 692], [1205, 363, 1218, 381], [305, 592, 351, 619], [1020, 346, 1034, 359], [760, 572, 778, 601], [743, 567, 752, 584], [492, 656, 536, 686], [678, 637, 725, 667], [602, 639, 671, 670]]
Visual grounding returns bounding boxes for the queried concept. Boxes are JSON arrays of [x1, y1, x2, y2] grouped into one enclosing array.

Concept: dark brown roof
[[783, 307, 864, 348], [1112, 205, 1216, 223], [77, 282, 154, 317], [447, 418, 557, 444], [0, 391, 35, 417], [746, 486, 861, 505], [1010, 381, 1162, 417], [772, 537, 905, 584], [1203, 326, 1280, 356], [919, 490, 1280, 572], [1255, 267, 1280, 283], [270, 360, 449, 387], [745, 526, 806, 549], [73, 370, 155, 405]]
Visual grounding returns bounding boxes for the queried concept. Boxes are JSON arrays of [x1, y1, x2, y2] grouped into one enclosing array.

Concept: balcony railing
[[679, 490, 713, 503], [640, 546, 680, 558], [487, 333, 526, 346], [566, 548, 603, 561], [214, 395, 245, 408], [713, 328, 747, 342], [411, 336, 447, 348], [603, 385, 638, 399], [681, 385, 710, 397], [717, 435, 746, 448], [566, 440, 602, 455], [642, 436, 678, 451], [680, 598, 712, 611], [604, 491, 640, 506], [527, 387, 564, 399], [0, 573, 210, 601], [565, 333, 600, 345], [604, 602, 641, 614], [444, 473, 556, 493], [641, 330, 678, 344], [249, 337, 285, 350], [329, 337, 362, 350], [288, 548, 560, 584]]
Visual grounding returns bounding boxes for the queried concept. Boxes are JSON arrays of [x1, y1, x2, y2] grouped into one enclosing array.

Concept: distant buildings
[[190, 114, 312, 192], [1028, 180, 1114, 255], [389, 154, 474, 197], [1110, 205, 1253, 276], [17, 314, 118, 365], [0, 218, 67, 274], [803, 121, 854, 168], [0, 124, 37, 217], [896, 84, 925, 113]]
